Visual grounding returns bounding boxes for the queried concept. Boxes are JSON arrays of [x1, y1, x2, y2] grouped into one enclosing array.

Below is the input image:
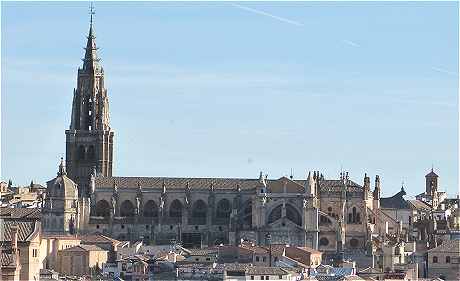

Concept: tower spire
[[66, 4, 113, 197], [83, 2, 100, 73], [90, 2, 95, 26]]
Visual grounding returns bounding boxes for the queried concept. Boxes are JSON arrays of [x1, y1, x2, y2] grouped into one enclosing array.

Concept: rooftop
[[427, 240, 460, 253], [61, 244, 106, 252]]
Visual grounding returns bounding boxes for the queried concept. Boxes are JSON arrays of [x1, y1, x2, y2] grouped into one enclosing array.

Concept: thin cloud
[[342, 39, 360, 48], [231, 3, 304, 27], [432, 67, 458, 76]]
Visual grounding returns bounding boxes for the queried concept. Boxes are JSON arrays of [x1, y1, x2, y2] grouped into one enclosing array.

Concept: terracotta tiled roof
[[296, 246, 322, 255], [42, 234, 79, 240], [0, 207, 41, 219], [264, 244, 286, 256], [380, 190, 410, 210], [95, 176, 260, 190], [240, 244, 269, 254], [188, 248, 218, 256], [224, 264, 288, 275], [408, 200, 431, 211], [1, 251, 17, 267], [95, 176, 362, 193], [428, 240, 460, 253], [318, 180, 362, 192], [284, 246, 321, 266], [61, 244, 106, 252], [2, 221, 37, 241], [80, 233, 120, 245]]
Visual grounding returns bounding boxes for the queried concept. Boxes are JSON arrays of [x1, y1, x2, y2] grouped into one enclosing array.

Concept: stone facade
[[58, 244, 108, 276], [65, 23, 113, 198], [427, 240, 460, 280], [55, 20, 383, 252], [42, 158, 90, 236]]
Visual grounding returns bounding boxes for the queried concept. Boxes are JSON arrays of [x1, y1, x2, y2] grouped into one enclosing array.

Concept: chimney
[[11, 224, 18, 250]]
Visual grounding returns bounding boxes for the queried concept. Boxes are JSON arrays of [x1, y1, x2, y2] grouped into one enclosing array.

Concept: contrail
[[432, 67, 458, 76], [231, 3, 304, 27], [342, 39, 360, 48]]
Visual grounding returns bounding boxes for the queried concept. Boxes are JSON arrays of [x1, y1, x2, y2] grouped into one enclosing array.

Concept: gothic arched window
[[286, 204, 302, 226], [268, 205, 282, 224], [242, 200, 252, 227], [216, 199, 231, 219], [78, 145, 86, 160], [120, 200, 135, 217], [192, 200, 207, 225], [320, 215, 331, 224], [143, 200, 158, 217], [349, 207, 361, 224], [169, 200, 183, 218], [88, 145, 95, 160], [96, 200, 110, 217]]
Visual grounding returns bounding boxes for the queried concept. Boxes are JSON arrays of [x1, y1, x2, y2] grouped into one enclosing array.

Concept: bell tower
[[65, 8, 114, 197]]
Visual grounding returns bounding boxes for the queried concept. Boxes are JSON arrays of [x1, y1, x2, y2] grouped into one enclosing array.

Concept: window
[[350, 238, 359, 248], [261, 276, 264, 280], [263, 257, 266, 262], [96, 225, 100, 229], [121, 225, 125, 229], [170, 225, 173, 230], [145, 225, 149, 230], [32, 249, 38, 257], [206, 258, 210, 261], [446, 256, 451, 263], [274, 257, 278, 262], [433, 256, 438, 263], [266, 276, 269, 280], [279, 276, 283, 279], [251, 276, 254, 280], [256, 256, 260, 262], [319, 237, 329, 246]]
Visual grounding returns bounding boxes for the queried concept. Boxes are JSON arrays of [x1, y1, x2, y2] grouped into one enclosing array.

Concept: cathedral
[[43, 18, 385, 253]]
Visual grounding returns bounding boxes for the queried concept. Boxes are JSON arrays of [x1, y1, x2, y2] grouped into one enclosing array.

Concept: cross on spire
[[89, 2, 95, 26]]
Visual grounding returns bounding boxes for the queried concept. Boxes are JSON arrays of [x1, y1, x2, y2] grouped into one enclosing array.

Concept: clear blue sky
[[1, 2, 458, 198]]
